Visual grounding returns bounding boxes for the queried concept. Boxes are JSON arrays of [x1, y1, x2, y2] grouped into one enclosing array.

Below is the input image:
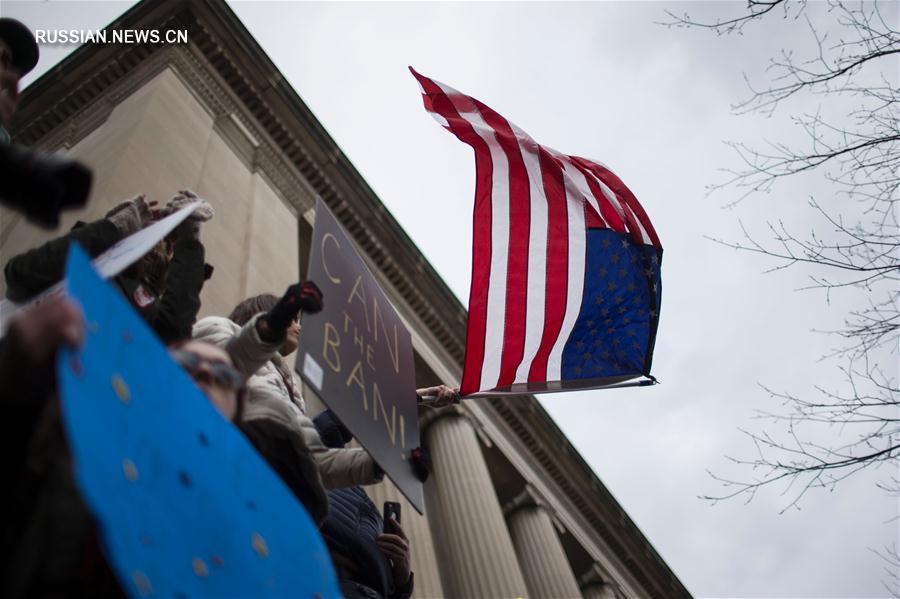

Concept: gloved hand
[[258, 281, 323, 341], [292, 281, 324, 313], [157, 189, 214, 241], [410, 446, 431, 483], [159, 189, 215, 221], [105, 194, 155, 237]]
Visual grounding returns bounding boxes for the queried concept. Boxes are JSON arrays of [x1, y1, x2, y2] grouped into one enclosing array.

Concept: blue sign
[[57, 244, 340, 598]]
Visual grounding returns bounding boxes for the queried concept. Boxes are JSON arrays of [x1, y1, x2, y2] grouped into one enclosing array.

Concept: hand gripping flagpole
[[417, 375, 658, 406]]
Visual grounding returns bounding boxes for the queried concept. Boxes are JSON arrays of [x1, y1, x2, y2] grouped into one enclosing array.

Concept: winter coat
[[314, 411, 413, 599], [192, 315, 381, 489], [3, 218, 207, 344]]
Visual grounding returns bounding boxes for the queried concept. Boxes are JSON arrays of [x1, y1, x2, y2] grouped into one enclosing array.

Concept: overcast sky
[[8, 1, 899, 597]]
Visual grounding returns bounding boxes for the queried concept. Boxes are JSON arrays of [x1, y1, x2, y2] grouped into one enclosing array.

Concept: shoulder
[[192, 316, 240, 344]]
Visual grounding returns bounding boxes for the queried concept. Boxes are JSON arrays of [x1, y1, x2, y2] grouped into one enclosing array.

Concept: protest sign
[[297, 199, 422, 513], [0, 202, 200, 333], [58, 245, 339, 598]]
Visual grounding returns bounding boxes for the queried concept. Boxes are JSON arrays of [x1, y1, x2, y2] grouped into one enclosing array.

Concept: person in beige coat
[[193, 286, 384, 489], [194, 286, 461, 491]]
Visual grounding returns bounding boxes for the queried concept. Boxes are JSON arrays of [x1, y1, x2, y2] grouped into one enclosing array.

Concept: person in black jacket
[[4, 190, 213, 344], [313, 410, 414, 599]]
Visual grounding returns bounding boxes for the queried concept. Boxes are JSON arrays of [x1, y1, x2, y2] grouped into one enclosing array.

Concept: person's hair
[[141, 241, 170, 295], [227, 293, 278, 326]]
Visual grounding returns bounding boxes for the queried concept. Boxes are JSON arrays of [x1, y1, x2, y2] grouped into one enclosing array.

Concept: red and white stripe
[[410, 68, 660, 395]]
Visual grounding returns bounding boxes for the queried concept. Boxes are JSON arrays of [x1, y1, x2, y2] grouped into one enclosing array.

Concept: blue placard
[[57, 244, 340, 598]]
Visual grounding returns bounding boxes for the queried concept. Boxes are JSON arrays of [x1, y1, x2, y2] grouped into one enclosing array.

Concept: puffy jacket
[[314, 411, 413, 599], [192, 315, 381, 489]]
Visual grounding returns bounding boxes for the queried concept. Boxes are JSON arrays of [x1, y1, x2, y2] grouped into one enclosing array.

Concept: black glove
[[410, 446, 431, 483], [260, 281, 323, 335]]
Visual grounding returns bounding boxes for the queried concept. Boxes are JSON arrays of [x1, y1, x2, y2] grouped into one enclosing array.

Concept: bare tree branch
[[660, 0, 796, 35], [675, 0, 900, 522]]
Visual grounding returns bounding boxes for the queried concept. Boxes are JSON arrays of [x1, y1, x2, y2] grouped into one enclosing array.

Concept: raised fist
[[261, 281, 324, 337], [292, 280, 324, 314]]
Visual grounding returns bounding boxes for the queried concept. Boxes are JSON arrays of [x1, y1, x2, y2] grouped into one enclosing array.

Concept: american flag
[[411, 68, 662, 397]]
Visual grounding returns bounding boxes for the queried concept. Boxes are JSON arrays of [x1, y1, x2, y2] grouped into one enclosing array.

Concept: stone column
[[425, 411, 529, 598], [582, 582, 618, 599], [580, 565, 620, 599], [506, 490, 581, 599], [366, 479, 445, 599]]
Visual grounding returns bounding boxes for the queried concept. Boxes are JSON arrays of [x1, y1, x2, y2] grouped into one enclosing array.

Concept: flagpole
[[418, 376, 658, 405]]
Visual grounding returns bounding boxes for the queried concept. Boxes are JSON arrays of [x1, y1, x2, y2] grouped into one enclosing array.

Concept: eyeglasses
[[169, 349, 246, 391]]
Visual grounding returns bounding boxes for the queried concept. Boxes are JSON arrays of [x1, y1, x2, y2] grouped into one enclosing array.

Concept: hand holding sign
[[163, 189, 216, 241]]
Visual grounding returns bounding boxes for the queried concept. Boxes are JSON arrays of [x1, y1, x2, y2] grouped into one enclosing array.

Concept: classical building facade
[[2, 1, 691, 597]]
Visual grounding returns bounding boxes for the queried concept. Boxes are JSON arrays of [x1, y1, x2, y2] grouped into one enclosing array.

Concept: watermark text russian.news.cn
[[34, 29, 189, 45]]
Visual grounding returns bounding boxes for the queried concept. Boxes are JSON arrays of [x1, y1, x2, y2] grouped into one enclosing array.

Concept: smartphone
[[383, 501, 401, 532]]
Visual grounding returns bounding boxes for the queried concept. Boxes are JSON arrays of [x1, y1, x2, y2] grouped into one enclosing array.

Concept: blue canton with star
[[561, 228, 662, 381]]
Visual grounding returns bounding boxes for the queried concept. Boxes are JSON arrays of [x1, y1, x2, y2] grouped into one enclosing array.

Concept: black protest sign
[[297, 200, 422, 513]]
